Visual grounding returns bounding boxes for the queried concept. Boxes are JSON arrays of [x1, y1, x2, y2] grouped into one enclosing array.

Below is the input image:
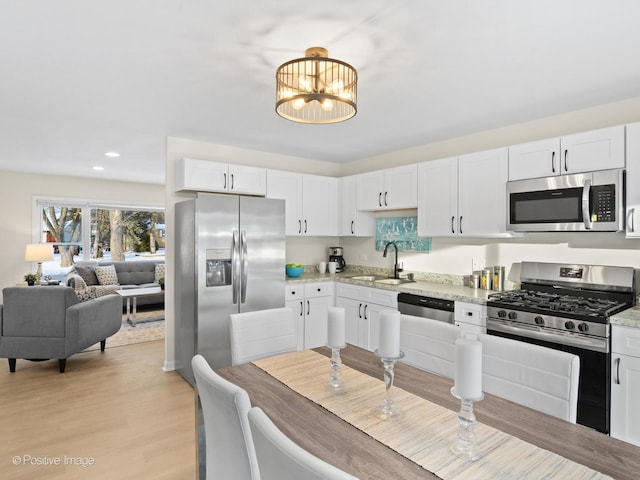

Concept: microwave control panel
[[591, 184, 615, 222]]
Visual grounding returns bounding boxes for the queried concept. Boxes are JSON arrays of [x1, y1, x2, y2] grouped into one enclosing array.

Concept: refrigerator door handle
[[232, 229, 239, 304], [240, 229, 248, 303]]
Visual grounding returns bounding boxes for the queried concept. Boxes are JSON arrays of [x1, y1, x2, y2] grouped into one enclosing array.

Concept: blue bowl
[[286, 266, 304, 278]]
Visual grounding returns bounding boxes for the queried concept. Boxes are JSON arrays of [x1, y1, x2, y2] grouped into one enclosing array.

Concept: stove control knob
[[508, 311, 517, 320], [564, 321, 575, 331], [497, 310, 507, 318], [578, 323, 589, 332], [534, 316, 545, 326]]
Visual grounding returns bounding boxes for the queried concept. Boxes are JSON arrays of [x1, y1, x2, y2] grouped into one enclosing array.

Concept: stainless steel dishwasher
[[397, 292, 455, 324]]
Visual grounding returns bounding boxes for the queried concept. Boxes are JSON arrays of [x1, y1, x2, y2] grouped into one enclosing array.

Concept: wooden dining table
[[216, 344, 640, 479]]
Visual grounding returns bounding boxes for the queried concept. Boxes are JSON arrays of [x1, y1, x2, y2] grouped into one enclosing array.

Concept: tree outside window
[[38, 201, 164, 280]]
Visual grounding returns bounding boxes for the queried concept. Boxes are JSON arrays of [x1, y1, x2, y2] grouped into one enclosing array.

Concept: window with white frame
[[34, 198, 165, 281]]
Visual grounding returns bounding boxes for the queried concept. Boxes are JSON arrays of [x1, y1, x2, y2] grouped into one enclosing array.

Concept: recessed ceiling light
[[104, 151, 120, 158], [93, 166, 105, 171]]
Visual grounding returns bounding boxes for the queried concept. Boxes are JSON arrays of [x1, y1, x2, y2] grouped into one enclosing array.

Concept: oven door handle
[[582, 179, 593, 230], [487, 319, 609, 353]]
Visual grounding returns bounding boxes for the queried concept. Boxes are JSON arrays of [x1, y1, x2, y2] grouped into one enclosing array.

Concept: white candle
[[454, 337, 483, 399], [378, 310, 401, 358], [327, 307, 346, 348]]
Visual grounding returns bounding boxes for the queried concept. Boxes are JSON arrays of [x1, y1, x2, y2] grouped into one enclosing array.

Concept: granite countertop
[[610, 305, 640, 329], [285, 271, 495, 305]]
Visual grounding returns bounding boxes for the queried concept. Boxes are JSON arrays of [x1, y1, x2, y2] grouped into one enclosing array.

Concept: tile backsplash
[[375, 216, 431, 252]]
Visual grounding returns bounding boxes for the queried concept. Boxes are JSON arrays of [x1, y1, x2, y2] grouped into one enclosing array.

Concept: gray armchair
[[0, 286, 121, 373]]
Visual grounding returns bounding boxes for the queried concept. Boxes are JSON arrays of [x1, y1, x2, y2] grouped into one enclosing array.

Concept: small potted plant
[[24, 273, 39, 286], [158, 276, 165, 290]]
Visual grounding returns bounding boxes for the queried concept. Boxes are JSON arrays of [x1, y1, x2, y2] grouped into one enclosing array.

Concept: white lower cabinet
[[286, 282, 335, 350], [611, 324, 640, 446], [285, 285, 305, 350], [336, 284, 398, 351], [454, 302, 486, 335]]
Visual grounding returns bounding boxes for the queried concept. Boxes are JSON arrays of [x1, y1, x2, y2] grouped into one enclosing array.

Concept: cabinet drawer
[[285, 285, 303, 300], [612, 325, 640, 358], [336, 283, 364, 300], [363, 287, 397, 308], [304, 282, 333, 298], [454, 302, 486, 327]]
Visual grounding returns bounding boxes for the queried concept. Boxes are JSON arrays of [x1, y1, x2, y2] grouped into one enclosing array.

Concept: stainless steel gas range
[[486, 261, 636, 434]]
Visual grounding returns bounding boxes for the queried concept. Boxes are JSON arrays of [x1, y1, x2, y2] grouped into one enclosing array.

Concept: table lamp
[[25, 244, 54, 282]]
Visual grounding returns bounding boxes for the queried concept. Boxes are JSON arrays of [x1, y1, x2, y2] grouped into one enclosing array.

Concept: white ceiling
[[2, 1, 640, 185]]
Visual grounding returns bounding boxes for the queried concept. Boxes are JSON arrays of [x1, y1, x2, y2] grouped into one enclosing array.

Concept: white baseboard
[[162, 360, 176, 372]]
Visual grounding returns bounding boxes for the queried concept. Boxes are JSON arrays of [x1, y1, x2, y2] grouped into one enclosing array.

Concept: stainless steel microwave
[[507, 169, 625, 232]]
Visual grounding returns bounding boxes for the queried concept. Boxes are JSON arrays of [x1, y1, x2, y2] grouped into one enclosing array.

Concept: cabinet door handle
[[564, 149, 568, 172], [459, 216, 463, 234], [551, 151, 556, 173], [384, 192, 388, 206], [231, 173, 234, 190], [299, 300, 303, 316], [378, 192, 382, 207], [351, 220, 355, 235], [304, 219, 308, 233], [298, 220, 302, 234], [629, 208, 636, 233], [451, 216, 455, 234], [364, 304, 368, 320], [307, 300, 310, 316], [224, 173, 227, 189], [358, 303, 362, 318], [614, 357, 621, 385]]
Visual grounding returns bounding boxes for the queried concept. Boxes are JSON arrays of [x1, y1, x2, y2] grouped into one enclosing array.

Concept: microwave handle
[[582, 179, 593, 230]]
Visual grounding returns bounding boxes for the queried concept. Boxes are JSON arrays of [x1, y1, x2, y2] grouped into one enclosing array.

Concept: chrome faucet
[[382, 241, 402, 279]]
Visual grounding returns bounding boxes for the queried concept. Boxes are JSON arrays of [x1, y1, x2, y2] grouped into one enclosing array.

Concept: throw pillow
[[154, 263, 165, 283], [75, 266, 99, 286], [94, 265, 120, 286]]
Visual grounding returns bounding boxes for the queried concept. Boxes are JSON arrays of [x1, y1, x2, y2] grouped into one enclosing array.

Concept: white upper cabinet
[[417, 157, 458, 237], [266, 170, 338, 236], [458, 148, 509, 236], [418, 148, 509, 237], [302, 174, 338, 236], [356, 164, 418, 210], [508, 126, 625, 181], [508, 138, 561, 181], [266, 169, 303, 236], [626, 122, 640, 238], [175, 158, 266, 195], [339, 176, 374, 237]]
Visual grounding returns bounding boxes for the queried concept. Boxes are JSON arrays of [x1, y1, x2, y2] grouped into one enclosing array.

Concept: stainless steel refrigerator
[[174, 192, 285, 385]]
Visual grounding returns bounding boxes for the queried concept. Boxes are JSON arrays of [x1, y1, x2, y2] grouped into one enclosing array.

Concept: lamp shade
[[25, 244, 54, 262], [276, 47, 357, 124]]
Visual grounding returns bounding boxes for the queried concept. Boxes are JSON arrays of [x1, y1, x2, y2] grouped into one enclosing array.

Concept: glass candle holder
[[325, 344, 346, 392], [450, 387, 484, 462], [373, 350, 405, 421]]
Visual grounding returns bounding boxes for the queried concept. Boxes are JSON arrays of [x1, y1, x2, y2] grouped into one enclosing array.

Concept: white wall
[[0, 171, 164, 304]]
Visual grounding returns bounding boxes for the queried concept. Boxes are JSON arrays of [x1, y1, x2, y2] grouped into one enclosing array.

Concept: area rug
[[83, 309, 165, 351]]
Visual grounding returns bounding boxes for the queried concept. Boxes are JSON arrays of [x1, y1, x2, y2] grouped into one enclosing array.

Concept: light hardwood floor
[[0, 340, 196, 480]]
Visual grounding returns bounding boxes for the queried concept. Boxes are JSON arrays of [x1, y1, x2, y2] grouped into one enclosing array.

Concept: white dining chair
[[478, 333, 580, 423], [230, 307, 298, 365], [400, 314, 459, 379], [191, 354, 260, 480], [247, 406, 359, 480]]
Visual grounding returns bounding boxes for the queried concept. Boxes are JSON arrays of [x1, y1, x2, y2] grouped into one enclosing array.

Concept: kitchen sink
[[349, 275, 379, 282], [374, 278, 416, 285]]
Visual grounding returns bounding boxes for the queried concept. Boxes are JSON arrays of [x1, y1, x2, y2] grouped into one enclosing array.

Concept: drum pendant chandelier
[[276, 47, 357, 124]]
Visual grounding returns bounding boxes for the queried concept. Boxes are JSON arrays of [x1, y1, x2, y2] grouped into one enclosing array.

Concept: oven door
[[487, 318, 610, 434], [506, 169, 624, 232]]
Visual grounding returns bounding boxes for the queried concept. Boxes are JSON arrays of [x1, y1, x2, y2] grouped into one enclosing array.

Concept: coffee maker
[[328, 247, 346, 273]]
